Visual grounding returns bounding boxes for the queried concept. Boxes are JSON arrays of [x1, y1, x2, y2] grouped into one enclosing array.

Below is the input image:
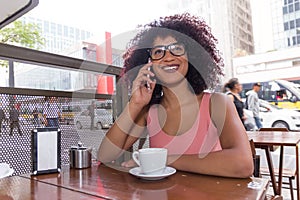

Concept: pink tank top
[[147, 92, 222, 155]]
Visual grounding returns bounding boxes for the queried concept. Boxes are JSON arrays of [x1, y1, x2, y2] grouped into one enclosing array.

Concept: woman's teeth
[[163, 66, 177, 70]]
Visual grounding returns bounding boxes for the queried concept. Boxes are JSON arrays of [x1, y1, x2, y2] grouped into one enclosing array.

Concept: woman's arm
[[97, 102, 147, 163], [98, 63, 155, 163], [167, 93, 253, 178]]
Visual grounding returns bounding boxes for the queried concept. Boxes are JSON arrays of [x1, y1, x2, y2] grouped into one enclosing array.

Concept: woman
[[224, 78, 246, 126], [98, 13, 253, 178]]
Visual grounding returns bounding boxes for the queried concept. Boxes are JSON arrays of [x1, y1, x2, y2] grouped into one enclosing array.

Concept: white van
[[244, 99, 300, 131]]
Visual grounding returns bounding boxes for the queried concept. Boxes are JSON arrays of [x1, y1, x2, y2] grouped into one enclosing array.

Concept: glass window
[[290, 20, 295, 29], [283, 6, 288, 14], [57, 24, 62, 36], [289, 4, 294, 12], [284, 0, 288, 4], [288, 38, 291, 46], [70, 27, 74, 38], [64, 26, 68, 37], [286, 90, 293, 100], [293, 36, 297, 45], [81, 30, 85, 40], [288, 0, 293, 3], [295, 2, 300, 10], [296, 18, 300, 27], [44, 21, 49, 33], [297, 35, 300, 44], [284, 22, 289, 30], [50, 22, 56, 35], [76, 28, 80, 40]]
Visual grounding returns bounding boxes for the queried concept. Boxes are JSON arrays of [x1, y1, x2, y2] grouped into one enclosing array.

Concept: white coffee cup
[[132, 148, 168, 175]]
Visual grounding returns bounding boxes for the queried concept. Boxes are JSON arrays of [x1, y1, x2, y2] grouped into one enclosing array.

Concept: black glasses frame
[[148, 42, 186, 61]]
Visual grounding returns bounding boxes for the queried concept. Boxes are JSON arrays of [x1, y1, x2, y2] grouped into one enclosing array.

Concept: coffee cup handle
[[132, 151, 140, 166]]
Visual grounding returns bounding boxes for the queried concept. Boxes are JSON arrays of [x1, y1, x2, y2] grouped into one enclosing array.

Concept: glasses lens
[[149, 43, 186, 60], [169, 43, 185, 56], [150, 47, 165, 60]]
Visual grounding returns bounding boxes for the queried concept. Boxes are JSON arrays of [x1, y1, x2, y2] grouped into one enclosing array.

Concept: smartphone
[[146, 59, 151, 90]]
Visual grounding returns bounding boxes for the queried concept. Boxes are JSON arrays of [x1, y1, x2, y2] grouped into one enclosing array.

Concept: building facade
[[166, 0, 254, 79], [21, 16, 93, 54], [272, 0, 300, 49], [233, 46, 300, 83], [233, 0, 300, 84]]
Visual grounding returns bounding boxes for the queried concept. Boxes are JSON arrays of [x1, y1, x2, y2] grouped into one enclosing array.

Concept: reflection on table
[[0, 162, 269, 200], [0, 175, 105, 200]]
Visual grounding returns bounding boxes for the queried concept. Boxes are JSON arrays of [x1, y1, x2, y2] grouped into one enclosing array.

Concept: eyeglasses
[[148, 42, 186, 61]]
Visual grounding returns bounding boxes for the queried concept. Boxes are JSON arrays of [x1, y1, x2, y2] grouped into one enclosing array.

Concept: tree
[[0, 20, 45, 86], [0, 20, 44, 48]]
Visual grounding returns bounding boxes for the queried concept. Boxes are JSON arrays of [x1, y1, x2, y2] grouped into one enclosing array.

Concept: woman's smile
[[160, 64, 179, 73]]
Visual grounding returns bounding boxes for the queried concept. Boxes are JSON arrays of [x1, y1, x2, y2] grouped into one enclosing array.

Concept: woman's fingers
[[139, 65, 154, 78], [132, 76, 155, 93], [133, 64, 155, 90]]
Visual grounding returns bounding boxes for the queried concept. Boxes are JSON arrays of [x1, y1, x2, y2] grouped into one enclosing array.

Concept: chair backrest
[[258, 127, 288, 132], [258, 127, 288, 152]]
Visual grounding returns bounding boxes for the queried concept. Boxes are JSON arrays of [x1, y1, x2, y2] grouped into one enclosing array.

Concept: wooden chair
[[250, 139, 260, 177], [258, 127, 295, 200], [259, 127, 288, 132], [250, 139, 283, 200], [259, 127, 288, 151]]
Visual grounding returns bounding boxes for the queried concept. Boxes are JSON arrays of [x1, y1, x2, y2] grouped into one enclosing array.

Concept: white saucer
[[0, 163, 14, 179], [129, 166, 176, 181]]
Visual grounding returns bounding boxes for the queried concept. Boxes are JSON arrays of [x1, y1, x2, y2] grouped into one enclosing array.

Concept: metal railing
[[0, 43, 129, 175]]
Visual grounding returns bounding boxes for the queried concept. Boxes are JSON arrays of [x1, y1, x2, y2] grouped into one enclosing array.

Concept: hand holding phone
[[146, 66, 151, 91], [146, 58, 151, 90]]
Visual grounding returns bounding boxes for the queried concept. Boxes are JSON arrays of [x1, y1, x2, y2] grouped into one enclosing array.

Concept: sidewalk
[[267, 186, 295, 200]]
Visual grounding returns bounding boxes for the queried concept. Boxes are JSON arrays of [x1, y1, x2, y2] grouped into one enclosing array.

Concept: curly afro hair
[[122, 13, 224, 104]]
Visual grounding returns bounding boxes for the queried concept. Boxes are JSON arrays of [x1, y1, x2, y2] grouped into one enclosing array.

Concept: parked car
[[244, 99, 300, 131], [75, 109, 113, 130]]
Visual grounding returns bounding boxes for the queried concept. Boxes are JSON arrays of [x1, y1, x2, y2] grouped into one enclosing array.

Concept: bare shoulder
[[210, 92, 230, 105], [208, 92, 230, 131]]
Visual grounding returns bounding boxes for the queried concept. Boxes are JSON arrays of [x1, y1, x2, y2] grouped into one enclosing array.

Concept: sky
[[28, 0, 172, 36], [0, 0, 274, 85], [1, 0, 175, 85], [250, 0, 273, 53], [27, 0, 274, 53]]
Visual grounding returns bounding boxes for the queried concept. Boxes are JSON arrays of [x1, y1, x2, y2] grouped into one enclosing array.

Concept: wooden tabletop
[[247, 131, 300, 146], [13, 162, 270, 200], [0, 175, 105, 200]]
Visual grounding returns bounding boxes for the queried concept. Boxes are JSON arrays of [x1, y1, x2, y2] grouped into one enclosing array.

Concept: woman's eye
[[174, 45, 184, 51], [154, 49, 163, 55]]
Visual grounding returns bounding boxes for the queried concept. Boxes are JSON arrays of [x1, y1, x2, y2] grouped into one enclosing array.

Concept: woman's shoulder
[[205, 92, 228, 129], [201, 92, 229, 110], [207, 92, 229, 102]]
